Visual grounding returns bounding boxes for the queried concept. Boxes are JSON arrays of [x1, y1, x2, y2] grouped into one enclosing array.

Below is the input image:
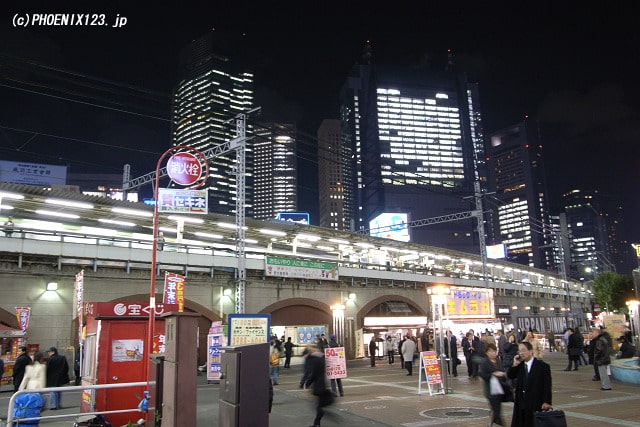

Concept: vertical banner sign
[[75, 270, 84, 341], [163, 272, 185, 312], [15, 307, 30, 333], [324, 346, 347, 380], [207, 322, 224, 382]]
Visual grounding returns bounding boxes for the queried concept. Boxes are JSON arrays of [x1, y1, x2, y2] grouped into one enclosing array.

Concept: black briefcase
[[534, 410, 567, 427]]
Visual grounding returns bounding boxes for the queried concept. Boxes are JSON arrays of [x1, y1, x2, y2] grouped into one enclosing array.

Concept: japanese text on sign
[[445, 288, 494, 318], [228, 314, 270, 346], [325, 346, 348, 379], [158, 188, 208, 214], [421, 351, 443, 385]]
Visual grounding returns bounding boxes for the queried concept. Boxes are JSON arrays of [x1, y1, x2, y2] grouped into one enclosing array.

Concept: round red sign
[[167, 152, 202, 185]]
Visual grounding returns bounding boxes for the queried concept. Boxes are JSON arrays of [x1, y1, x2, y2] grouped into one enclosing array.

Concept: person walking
[[479, 343, 507, 426], [13, 346, 31, 393], [19, 351, 46, 391], [470, 329, 483, 379], [507, 341, 553, 427], [156, 231, 165, 251], [299, 343, 314, 388], [522, 330, 544, 360], [307, 343, 333, 427], [564, 328, 580, 371], [4, 216, 15, 237], [501, 333, 518, 370], [384, 336, 395, 364], [368, 336, 378, 367], [401, 334, 417, 376], [593, 327, 613, 391], [284, 337, 295, 368], [462, 332, 473, 377], [269, 340, 280, 385], [46, 347, 70, 410], [545, 329, 556, 352], [16, 351, 47, 424], [398, 335, 406, 369], [575, 326, 588, 365], [327, 334, 344, 397], [496, 330, 507, 363], [444, 330, 458, 377]]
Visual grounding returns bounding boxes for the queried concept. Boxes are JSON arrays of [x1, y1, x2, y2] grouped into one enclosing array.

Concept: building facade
[[172, 32, 254, 216], [562, 189, 612, 280], [253, 123, 298, 220], [486, 121, 552, 270], [337, 44, 486, 252], [317, 119, 354, 231]]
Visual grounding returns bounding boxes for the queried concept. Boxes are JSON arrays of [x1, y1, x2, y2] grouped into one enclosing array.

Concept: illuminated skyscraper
[[318, 119, 354, 231], [338, 44, 487, 251], [562, 189, 612, 280], [172, 32, 254, 215], [487, 121, 552, 269], [253, 123, 297, 220]]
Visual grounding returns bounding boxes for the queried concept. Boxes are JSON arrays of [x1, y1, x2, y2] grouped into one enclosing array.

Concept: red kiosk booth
[[80, 301, 177, 426]]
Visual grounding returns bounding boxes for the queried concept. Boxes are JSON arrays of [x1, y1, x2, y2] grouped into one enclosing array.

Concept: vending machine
[[80, 301, 177, 426]]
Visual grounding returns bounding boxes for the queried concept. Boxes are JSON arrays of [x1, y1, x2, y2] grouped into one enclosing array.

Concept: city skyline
[[0, 3, 638, 240]]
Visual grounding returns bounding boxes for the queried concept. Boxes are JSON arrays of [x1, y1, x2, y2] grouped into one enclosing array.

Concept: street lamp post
[[427, 286, 451, 394]]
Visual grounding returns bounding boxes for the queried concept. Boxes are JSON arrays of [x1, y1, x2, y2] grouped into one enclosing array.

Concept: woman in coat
[[479, 343, 507, 426], [19, 351, 46, 390]]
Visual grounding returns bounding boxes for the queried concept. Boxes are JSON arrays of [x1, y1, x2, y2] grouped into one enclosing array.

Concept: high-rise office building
[[172, 32, 254, 215], [318, 119, 354, 231], [487, 121, 552, 269], [253, 123, 297, 220], [562, 189, 612, 280], [336, 44, 486, 251]]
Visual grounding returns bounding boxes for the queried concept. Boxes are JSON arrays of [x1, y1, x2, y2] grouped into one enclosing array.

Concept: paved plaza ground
[[2, 350, 638, 426]]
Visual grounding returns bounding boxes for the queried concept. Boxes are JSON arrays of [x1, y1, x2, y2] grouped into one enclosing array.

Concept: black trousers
[[404, 360, 413, 375]]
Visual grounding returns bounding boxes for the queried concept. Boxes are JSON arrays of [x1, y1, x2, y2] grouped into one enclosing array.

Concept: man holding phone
[[507, 341, 552, 427]]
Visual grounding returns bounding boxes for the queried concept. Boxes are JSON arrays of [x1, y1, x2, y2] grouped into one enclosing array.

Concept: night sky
[[1, 2, 638, 239]]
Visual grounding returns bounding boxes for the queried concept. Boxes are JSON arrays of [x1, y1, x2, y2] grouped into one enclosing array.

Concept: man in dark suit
[[507, 341, 553, 427], [444, 330, 458, 377]]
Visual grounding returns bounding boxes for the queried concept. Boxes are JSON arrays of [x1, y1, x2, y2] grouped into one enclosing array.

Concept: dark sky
[[1, 2, 639, 239]]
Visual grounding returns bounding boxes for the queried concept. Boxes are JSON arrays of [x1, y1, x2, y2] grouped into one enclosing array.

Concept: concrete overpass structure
[[0, 183, 593, 362]]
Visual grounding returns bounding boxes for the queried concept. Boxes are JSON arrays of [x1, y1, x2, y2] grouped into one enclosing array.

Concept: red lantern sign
[[167, 152, 202, 185]]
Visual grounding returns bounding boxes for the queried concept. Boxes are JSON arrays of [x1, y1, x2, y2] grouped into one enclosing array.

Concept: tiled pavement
[[2, 350, 638, 426]]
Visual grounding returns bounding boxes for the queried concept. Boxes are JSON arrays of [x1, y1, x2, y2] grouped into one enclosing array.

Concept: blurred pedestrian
[[385, 336, 395, 364], [46, 347, 70, 410], [13, 346, 31, 392], [19, 351, 46, 390], [593, 327, 613, 391], [284, 337, 295, 368], [480, 343, 507, 426], [269, 340, 280, 385], [156, 231, 165, 251], [307, 343, 333, 427], [444, 330, 458, 377], [522, 331, 543, 359], [369, 336, 378, 367], [401, 334, 417, 375], [501, 333, 518, 370], [327, 334, 344, 397], [4, 216, 14, 237], [617, 336, 636, 358]]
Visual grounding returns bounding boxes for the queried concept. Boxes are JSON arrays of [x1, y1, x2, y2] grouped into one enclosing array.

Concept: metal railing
[[6, 381, 152, 426]]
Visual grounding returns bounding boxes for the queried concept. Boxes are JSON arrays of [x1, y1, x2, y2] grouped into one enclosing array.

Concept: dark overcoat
[[507, 358, 552, 427]]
